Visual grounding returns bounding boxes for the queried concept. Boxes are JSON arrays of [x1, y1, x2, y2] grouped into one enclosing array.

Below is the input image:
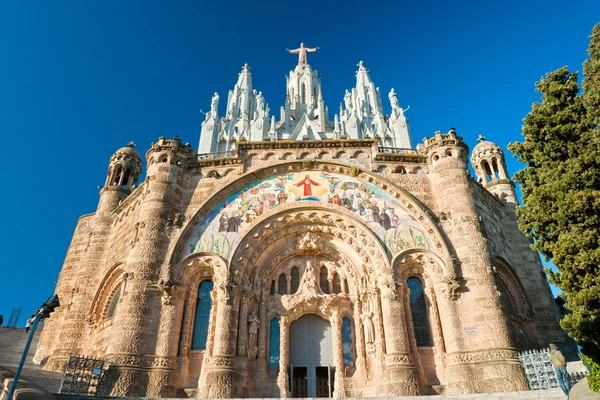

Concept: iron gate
[[59, 356, 106, 395]]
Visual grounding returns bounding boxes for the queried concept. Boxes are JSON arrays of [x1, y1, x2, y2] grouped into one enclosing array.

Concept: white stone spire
[[339, 61, 412, 148], [198, 64, 273, 153], [198, 57, 413, 153]]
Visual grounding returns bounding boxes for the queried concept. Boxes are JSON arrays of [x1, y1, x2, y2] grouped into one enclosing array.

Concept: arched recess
[[89, 263, 129, 326], [392, 249, 453, 390], [493, 257, 536, 350], [172, 252, 228, 388], [218, 205, 392, 397], [167, 161, 453, 270]]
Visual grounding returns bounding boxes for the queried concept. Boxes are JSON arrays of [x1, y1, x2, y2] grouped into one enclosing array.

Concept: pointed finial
[[477, 134, 486, 143], [127, 141, 136, 148], [242, 63, 250, 72]]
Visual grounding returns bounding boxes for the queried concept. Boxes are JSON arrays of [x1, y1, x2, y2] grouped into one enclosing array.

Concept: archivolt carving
[[89, 263, 128, 325], [257, 233, 365, 295], [231, 207, 390, 293], [173, 252, 228, 289]]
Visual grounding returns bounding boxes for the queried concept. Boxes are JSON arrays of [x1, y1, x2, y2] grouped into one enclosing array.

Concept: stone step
[[0, 326, 64, 393]]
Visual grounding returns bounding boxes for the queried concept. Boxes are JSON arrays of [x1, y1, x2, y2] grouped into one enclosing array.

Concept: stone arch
[[492, 257, 532, 319], [173, 252, 228, 289], [229, 205, 391, 296], [168, 161, 453, 273], [173, 252, 225, 385], [392, 248, 451, 281], [89, 262, 128, 325], [493, 257, 536, 350]]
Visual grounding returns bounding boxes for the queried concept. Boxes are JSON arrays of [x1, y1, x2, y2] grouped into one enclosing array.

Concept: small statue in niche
[[302, 261, 317, 290], [361, 299, 376, 348], [247, 312, 260, 359]]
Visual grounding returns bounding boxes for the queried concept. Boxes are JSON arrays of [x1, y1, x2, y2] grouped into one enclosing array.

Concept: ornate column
[[378, 286, 420, 396], [277, 315, 290, 398], [202, 284, 238, 398], [424, 131, 528, 393], [330, 310, 346, 398], [237, 291, 250, 356], [353, 297, 367, 377], [256, 298, 269, 377], [147, 285, 186, 397]]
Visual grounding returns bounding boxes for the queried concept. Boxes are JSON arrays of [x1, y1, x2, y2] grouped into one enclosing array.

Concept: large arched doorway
[[289, 314, 334, 398]]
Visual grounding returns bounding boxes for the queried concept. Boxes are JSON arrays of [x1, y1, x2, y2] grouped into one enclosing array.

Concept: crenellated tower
[[421, 129, 529, 393], [105, 136, 192, 397]]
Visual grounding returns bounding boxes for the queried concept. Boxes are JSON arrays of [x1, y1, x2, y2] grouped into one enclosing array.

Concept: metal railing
[[197, 150, 235, 160], [59, 356, 106, 395], [378, 147, 418, 155]]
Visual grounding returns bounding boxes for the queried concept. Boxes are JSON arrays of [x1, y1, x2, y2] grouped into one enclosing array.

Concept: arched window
[[495, 276, 514, 314], [278, 274, 287, 295], [491, 158, 501, 180], [121, 168, 131, 188], [191, 280, 214, 350], [112, 166, 122, 186], [344, 280, 350, 294], [301, 84, 306, 104], [482, 161, 493, 182], [320, 266, 329, 294], [333, 273, 342, 294], [290, 267, 300, 293], [407, 277, 433, 346], [106, 284, 122, 318], [270, 280, 276, 295], [342, 317, 353, 366], [269, 317, 280, 367]]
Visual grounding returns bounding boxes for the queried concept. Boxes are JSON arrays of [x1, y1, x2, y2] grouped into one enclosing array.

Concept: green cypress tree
[[509, 23, 600, 391]]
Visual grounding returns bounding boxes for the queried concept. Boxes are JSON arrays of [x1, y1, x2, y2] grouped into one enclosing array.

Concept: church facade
[[36, 50, 566, 398]]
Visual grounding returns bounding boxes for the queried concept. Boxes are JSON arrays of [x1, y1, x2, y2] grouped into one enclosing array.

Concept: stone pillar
[[146, 288, 186, 397], [330, 311, 346, 398], [353, 297, 367, 376], [256, 298, 268, 377], [378, 288, 420, 396], [424, 130, 528, 393], [104, 137, 191, 397], [203, 284, 238, 398], [237, 292, 250, 356], [277, 315, 290, 398]]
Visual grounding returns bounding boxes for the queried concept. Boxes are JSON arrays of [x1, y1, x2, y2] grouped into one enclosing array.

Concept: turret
[[470, 135, 518, 204], [105, 136, 192, 396], [98, 142, 142, 215]]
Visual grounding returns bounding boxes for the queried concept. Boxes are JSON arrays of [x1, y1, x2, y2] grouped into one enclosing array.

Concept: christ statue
[[295, 175, 320, 196], [286, 43, 320, 65]]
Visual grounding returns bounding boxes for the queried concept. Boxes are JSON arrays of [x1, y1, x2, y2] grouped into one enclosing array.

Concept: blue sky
[[0, 1, 598, 325]]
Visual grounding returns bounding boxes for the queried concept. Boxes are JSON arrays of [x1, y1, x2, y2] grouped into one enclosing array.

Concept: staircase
[[0, 326, 63, 393]]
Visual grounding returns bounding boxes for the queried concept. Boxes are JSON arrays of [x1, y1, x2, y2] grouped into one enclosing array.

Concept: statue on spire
[[286, 42, 319, 65]]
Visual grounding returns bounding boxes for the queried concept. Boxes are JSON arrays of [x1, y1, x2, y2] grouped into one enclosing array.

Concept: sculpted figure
[[302, 261, 317, 289], [361, 299, 376, 344], [286, 42, 320, 65], [247, 312, 260, 354], [344, 89, 352, 110], [256, 91, 265, 118], [210, 92, 219, 114], [388, 88, 399, 109]]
